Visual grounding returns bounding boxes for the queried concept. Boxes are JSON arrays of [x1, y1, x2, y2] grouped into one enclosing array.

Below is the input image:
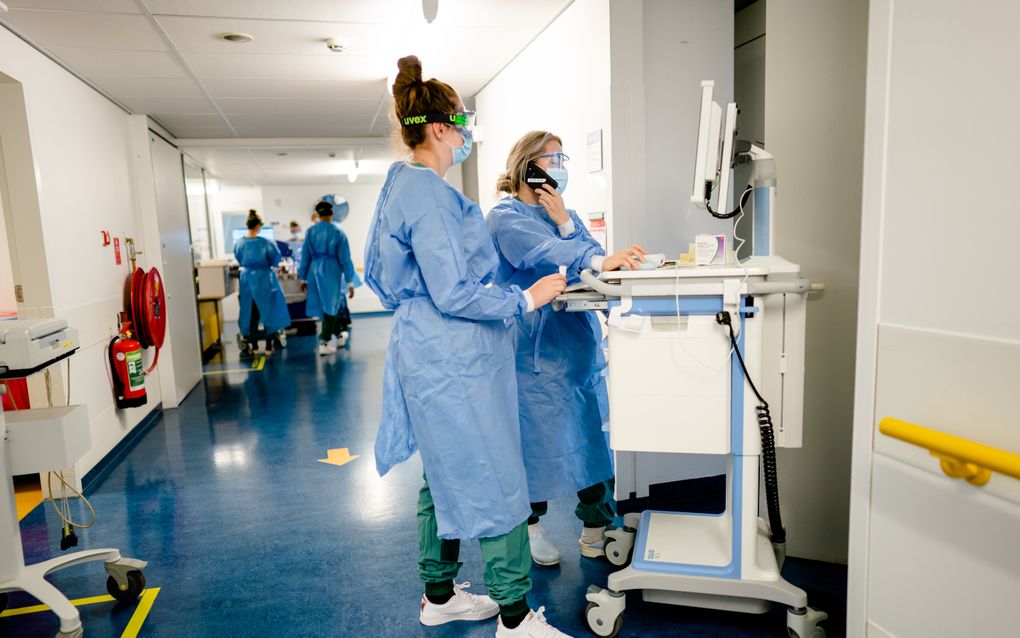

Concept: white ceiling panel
[[162, 124, 237, 138], [229, 123, 376, 138], [154, 113, 229, 129], [92, 77, 206, 98], [4, 9, 167, 51], [143, 0, 416, 24], [155, 16, 398, 57], [144, 0, 568, 29], [184, 143, 400, 185], [0, 0, 573, 140], [204, 78, 385, 100], [248, 147, 393, 161], [181, 51, 385, 81], [2, 0, 141, 14], [121, 96, 220, 114], [45, 47, 188, 78], [215, 97, 380, 118]]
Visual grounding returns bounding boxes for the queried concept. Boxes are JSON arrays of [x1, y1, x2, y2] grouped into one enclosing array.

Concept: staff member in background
[[287, 220, 304, 271], [365, 56, 572, 637], [299, 201, 355, 355], [233, 210, 291, 356], [487, 130, 648, 567]]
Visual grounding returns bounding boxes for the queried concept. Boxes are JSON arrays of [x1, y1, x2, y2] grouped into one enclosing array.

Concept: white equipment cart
[[0, 318, 147, 638], [562, 259, 826, 637]]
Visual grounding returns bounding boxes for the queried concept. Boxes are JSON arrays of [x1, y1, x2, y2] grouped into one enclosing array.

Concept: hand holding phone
[[525, 161, 558, 192]]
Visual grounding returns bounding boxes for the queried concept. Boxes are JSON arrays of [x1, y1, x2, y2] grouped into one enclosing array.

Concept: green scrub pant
[[417, 477, 531, 608], [528, 478, 616, 528]]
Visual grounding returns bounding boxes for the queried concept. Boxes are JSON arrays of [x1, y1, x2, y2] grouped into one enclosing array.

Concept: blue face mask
[[547, 167, 568, 195], [445, 127, 473, 165]]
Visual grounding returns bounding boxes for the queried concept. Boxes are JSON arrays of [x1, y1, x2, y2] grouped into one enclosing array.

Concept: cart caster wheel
[[106, 570, 145, 603], [586, 602, 623, 638], [787, 606, 827, 638], [55, 627, 84, 638], [604, 537, 630, 566], [603, 529, 635, 567]]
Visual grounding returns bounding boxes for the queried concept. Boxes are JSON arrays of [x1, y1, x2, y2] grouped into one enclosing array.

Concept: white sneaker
[[528, 524, 561, 566], [337, 330, 350, 348], [277, 333, 287, 348], [495, 607, 573, 637], [318, 343, 336, 356], [579, 526, 607, 558], [419, 581, 499, 626]]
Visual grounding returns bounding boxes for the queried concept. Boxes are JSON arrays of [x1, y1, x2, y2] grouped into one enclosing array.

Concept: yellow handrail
[[879, 418, 1020, 486]]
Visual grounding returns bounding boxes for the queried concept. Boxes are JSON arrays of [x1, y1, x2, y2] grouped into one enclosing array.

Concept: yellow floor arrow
[[318, 448, 360, 466]]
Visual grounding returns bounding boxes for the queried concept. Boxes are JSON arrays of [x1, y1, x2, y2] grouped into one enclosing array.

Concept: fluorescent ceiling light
[[348, 161, 359, 183]]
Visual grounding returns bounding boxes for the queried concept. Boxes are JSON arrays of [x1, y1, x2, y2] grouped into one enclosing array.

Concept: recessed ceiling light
[[219, 32, 253, 44], [276, 152, 288, 157]]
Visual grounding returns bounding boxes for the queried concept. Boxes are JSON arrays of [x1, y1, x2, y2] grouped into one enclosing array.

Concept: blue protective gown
[[233, 236, 291, 335], [366, 162, 532, 540], [298, 221, 355, 318], [486, 197, 614, 503]]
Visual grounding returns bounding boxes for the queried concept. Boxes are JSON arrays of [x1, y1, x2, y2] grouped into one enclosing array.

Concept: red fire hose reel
[[111, 267, 167, 409], [130, 267, 167, 354]]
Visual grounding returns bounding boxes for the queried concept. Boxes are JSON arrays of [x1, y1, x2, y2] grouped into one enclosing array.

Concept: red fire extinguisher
[[109, 322, 147, 409]]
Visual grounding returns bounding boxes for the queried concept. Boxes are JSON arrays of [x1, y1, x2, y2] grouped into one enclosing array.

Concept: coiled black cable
[[716, 311, 786, 545], [704, 183, 753, 220]]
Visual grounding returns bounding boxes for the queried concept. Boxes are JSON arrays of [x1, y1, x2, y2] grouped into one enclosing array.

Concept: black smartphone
[[525, 161, 558, 191]]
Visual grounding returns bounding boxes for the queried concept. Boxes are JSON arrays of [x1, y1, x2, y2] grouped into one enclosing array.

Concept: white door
[[150, 134, 202, 405], [847, 1, 1020, 637]]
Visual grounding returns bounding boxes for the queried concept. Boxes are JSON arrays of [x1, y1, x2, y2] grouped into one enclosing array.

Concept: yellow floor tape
[[203, 355, 265, 376], [1, 587, 160, 637], [15, 484, 43, 521]]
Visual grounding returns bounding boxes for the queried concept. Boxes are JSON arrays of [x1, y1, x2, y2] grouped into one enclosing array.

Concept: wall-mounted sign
[[587, 129, 603, 174]]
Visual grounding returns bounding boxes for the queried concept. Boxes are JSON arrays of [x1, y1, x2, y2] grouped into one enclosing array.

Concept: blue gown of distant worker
[[366, 162, 532, 540], [487, 197, 614, 503], [298, 220, 355, 319], [233, 236, 291, 335]]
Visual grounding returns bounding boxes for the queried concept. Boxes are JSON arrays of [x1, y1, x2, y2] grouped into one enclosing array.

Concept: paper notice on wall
[[587, 129, 603, 174], [589, 216, 607, 249]]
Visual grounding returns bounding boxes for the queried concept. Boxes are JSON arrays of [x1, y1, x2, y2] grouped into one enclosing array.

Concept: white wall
[[474, 0, 613, 231], [609, 0, 736, 254], [0, 26, 163, 477], [260, 181, 386, 313], [0, 175, 16, 314], [765, 0, 868, 563], [848, 2, 1020, 633]]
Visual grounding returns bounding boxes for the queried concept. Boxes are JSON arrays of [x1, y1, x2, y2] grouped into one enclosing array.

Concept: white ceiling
[[184, 141, 400, 186], [0, 0, 572, 139]]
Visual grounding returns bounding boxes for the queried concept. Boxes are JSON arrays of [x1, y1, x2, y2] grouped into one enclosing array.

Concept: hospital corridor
[[0, 1, 1017, 637]]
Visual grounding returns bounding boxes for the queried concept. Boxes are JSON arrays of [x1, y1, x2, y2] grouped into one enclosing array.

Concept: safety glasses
[[400, 110, 476, 132], [536, 152, 570, 169]]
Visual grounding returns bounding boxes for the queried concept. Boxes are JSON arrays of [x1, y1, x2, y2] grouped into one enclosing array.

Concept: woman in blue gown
[[233, 211, 291, 355]]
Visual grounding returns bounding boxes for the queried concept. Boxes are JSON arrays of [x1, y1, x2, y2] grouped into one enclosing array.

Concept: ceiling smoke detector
[[325, 38, 349, 53], [219, 32, 253, 44]]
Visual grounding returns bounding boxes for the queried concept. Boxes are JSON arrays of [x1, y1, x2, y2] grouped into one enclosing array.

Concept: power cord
[[704, 183, 753, 220], [47, 470, 97, 550], [732, 186, 753, 259], [715, 310, 786, 545]]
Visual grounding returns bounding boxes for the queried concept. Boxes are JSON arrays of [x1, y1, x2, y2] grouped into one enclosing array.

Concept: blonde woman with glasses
[[487, 131, 647, 567]]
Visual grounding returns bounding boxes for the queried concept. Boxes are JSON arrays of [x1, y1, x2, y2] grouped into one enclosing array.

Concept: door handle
[[879, 418, 1020, 486]]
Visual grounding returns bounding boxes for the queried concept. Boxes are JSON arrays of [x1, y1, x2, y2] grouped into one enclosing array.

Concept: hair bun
[[393, 55, 423, 96]]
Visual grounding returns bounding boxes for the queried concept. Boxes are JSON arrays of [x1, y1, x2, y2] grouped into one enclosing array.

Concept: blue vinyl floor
[[3, 316, 846, 637]]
